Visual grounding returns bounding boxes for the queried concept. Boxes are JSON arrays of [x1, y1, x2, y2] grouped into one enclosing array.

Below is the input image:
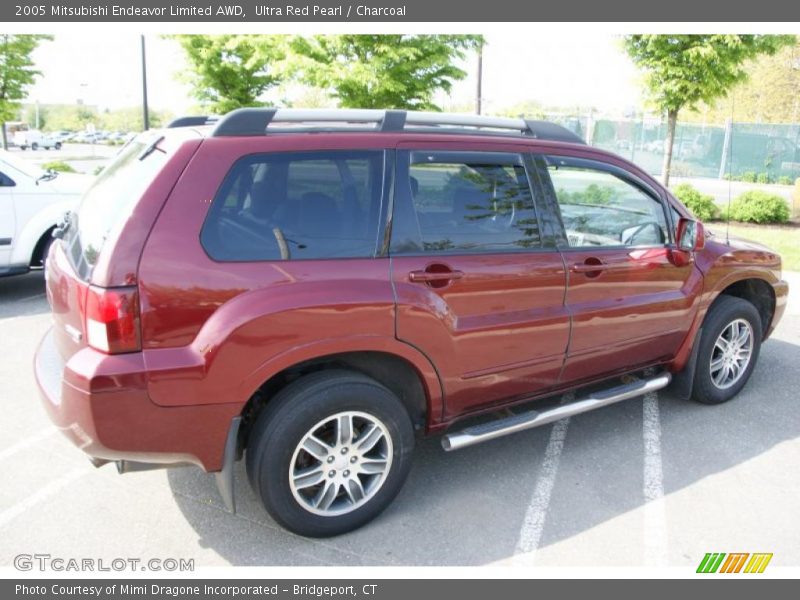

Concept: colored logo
[[696, 552, 773, 573]]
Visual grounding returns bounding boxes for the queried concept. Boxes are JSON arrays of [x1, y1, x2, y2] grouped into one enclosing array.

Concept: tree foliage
[[686, 37, 800, 124], [288, 35, 483, 110], [170, 35, 286, 113], [0, 34, 52, 148], [623, 35, 793, 184]]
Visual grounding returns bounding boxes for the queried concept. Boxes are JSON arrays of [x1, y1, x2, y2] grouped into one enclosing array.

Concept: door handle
[[570, 260, 631, 273], [570, 262, 610, 273], [408, 269, 464, 283]]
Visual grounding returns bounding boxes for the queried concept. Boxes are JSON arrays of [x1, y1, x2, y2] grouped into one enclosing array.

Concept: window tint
[[201, 151, 385, 261], [546, 158, 669, 248], [394, 151, 541, 255]]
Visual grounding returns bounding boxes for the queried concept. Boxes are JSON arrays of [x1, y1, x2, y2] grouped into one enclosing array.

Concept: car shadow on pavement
[[0, 272, 49, 319], [167, 335, 800, 566]]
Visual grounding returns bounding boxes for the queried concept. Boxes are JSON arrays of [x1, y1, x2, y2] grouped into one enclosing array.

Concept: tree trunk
[[1, 122, 7, 151], [661, 109, 678, 188]]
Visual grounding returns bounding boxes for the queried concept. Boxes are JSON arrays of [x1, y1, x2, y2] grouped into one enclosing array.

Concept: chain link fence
[[552, 115, 800, 184]]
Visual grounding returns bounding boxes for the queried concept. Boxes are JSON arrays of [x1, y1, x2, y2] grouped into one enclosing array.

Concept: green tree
[[289, 35, 483, 110], [0, 34, 52, 148], [686, 36, 800, 124], [170, 35, 287, 113], [623, 35, 793, 185]]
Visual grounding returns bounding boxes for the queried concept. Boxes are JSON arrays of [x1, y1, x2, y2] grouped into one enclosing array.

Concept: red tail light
[[84, 286, 141, 354]]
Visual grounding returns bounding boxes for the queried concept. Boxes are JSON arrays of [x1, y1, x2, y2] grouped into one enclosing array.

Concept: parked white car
[[0, 150, 93, 277], [13, 130, 63, 151]]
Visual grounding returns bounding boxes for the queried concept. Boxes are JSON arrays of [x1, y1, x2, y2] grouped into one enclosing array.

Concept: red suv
[[35, 109, 788, 537]]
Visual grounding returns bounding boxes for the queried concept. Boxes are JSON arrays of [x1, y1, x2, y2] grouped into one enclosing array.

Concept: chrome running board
[[442, 372, 672, 451]]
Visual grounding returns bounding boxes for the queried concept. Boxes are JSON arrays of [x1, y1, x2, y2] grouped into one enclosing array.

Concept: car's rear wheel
[[246, 370, 414, 537], [691, 295, 762, 405]]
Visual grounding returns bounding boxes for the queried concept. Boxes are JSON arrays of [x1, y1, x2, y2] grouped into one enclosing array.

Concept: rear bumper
[[34, 328, 240, 471]]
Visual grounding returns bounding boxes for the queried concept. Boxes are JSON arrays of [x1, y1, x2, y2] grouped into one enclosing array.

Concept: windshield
[[66, 133, 170, 280], [0, 150, 45, 180]]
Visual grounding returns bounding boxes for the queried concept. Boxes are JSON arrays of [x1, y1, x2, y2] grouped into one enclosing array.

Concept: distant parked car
[[13, 130, 62, 151], [644, 139, 665, 153], [72, 131, 102, 144], [0, 150, 93, 277]]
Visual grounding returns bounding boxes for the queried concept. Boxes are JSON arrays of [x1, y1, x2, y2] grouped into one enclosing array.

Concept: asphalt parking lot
[[0, 270, 798, 569]]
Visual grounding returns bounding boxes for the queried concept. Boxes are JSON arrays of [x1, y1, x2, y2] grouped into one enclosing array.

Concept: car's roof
[[166, 108, 587, 146]]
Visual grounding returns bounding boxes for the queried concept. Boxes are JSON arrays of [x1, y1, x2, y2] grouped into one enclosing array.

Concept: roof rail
[[209, 108, 585, 144], [167, 116, 219, 128]]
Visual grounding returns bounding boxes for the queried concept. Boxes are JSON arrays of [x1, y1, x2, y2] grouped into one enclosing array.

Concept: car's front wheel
[[246, 370, 414, 537], [692, 295, 763, 405]]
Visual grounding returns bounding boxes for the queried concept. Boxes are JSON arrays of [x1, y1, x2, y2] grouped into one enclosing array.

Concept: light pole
[[475, 42, 484, 115], [141, 35, 150, 131]]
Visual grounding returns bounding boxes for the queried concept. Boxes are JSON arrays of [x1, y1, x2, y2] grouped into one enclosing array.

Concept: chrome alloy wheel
[[289, 411, 393, 517], [709, 318, 754, 390]]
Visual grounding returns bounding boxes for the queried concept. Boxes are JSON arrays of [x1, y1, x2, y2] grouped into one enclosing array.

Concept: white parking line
[[642, 391, 668, 566], [0, 427, 57, 463], [514, 392, 574, 560], [0, 467, 87, 529]]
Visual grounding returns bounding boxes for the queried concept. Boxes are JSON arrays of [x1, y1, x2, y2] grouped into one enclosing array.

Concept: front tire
[[691, 295, 762, 405], [246, 370, 414, 537]]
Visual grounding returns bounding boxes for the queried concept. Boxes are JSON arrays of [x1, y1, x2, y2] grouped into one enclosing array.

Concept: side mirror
[[677, 218, 705, 252]]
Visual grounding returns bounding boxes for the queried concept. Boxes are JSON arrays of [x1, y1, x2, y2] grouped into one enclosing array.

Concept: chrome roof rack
[[172, 108, 584, 144]]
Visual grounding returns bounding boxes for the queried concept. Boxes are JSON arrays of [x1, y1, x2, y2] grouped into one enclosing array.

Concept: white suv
[[0, 150, 92, 277]]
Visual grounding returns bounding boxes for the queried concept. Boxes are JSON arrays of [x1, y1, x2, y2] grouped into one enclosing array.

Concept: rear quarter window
[[200, 150, 386, 261], [67, 134, 172, 279]]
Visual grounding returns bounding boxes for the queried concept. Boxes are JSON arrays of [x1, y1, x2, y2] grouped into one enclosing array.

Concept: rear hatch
[[46, 130, 200, 362]]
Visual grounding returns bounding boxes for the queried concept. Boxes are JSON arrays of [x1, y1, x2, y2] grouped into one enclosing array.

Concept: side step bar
[[442, 372, 672, 451]]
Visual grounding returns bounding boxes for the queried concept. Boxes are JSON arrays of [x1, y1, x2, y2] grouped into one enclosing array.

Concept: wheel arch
[[713, 277, 776, 341], [237, 347, 443, 452]]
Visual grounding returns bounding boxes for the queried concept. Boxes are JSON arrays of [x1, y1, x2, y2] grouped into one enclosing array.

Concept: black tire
[[37, 234, 55, 269], [54, 142, 62, 150], [691, 295, 762, 405], [246, 370, 414, 537]]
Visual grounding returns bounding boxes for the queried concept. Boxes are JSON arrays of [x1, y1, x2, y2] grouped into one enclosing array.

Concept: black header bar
[[3, 0, 800, 22]]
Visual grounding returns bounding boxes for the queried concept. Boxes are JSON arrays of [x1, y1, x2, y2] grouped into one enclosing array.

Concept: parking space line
[[0, 467, 87, 530], [643, 391, 667, 566], [0, 427, 57, 463], [514, 392, 574, 560]]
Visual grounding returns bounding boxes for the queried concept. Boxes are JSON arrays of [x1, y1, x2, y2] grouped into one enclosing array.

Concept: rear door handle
[[408, 270, 464, 283]]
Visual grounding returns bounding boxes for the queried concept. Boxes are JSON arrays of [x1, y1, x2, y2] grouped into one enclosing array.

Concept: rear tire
[[691, 295, 762, 405], [246, 370, 414, 537]]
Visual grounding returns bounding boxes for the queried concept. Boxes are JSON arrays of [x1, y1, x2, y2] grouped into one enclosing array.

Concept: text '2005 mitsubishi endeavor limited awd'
[[35, 109, 788, 537]]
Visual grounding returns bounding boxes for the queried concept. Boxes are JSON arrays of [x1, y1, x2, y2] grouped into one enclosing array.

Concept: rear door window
[[201, 150, 386, 261]]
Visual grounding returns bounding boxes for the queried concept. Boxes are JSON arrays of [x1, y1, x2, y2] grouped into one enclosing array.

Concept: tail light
[[84, 285, 141, 354]]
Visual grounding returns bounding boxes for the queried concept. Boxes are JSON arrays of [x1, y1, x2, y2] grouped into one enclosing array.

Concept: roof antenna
[[725, 94, 735, 245]]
